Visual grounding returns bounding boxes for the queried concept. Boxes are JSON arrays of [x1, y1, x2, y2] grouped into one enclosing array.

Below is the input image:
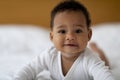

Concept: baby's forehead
[[54, 23, 86, 29], [54, 10, 86, 22], [51, 10, 89, 30]]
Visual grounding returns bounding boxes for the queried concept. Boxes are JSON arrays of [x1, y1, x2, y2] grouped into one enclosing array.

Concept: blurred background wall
[[0, 0, 120, 29]]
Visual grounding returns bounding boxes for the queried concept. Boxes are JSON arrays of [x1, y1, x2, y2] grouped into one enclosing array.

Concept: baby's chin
[[61, 50, 82, 56]]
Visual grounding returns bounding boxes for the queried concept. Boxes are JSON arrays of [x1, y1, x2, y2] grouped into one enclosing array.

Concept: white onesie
[[14, 46, 114, 80]]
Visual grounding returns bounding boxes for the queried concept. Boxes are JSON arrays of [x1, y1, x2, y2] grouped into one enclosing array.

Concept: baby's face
[[50, 11, 92, 56]]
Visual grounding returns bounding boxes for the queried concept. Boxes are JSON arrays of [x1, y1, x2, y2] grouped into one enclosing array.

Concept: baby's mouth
[[64, 44, 78, 47]]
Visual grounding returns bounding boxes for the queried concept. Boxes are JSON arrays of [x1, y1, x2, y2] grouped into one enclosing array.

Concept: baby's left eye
[[75, 29, 82, 33]]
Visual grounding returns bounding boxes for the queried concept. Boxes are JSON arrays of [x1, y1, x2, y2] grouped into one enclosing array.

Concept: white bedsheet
[[0, 24, 120, 80]]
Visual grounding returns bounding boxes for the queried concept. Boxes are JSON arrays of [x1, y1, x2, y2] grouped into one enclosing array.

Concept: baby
[[14, 0, 114, 80]]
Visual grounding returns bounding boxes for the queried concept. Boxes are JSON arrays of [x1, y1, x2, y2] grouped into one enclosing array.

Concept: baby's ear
[[88, 28, 92, 41], [50, 31, 53, 42]]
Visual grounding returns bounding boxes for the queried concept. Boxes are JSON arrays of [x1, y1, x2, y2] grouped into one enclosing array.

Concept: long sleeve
[[13, 49, 51, 80], [86, 49, 114, 80]]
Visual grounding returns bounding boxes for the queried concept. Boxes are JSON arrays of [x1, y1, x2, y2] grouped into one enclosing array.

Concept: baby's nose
[[66, 33, 75, 40]]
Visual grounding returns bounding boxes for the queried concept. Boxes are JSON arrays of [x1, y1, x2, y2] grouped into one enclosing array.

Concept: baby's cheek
[[79, 39, 88, 47]]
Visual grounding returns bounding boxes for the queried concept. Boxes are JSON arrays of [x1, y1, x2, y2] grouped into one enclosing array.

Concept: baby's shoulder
[[83, 48, 100, 60], [39, 46, 59, 59]]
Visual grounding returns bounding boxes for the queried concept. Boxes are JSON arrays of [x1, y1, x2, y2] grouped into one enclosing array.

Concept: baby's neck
[[61, 54, 80, 76], [61, 54, 79, 62]]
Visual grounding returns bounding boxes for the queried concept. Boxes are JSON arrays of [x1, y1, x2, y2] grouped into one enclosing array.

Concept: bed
[[0, 23, 120, 80]]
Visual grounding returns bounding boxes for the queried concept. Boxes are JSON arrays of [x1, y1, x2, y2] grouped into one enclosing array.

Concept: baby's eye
[[58, 30, 66, 34], [75, 29, 82, 33]]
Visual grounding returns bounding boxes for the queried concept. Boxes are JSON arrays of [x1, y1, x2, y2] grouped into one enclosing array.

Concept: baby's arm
[[13, 56, 44, 80], [13, 49, 50, 80], [89, 42, 109, 66], [87, 50, 114, 80]]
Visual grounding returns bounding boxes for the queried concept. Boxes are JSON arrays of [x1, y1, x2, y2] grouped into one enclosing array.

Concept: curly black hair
[[50, 0, 91, 29]]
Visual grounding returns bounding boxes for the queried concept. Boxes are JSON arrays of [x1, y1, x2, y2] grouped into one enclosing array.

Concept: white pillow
[[90, 23, 120, 80], [0, 25, 51, 80]]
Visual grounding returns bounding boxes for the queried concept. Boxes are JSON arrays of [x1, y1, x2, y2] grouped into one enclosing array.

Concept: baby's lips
[[64, 44, 78, 47]]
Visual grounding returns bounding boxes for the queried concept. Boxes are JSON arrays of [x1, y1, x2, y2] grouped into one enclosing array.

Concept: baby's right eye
[[58, 30, 66, 34]]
